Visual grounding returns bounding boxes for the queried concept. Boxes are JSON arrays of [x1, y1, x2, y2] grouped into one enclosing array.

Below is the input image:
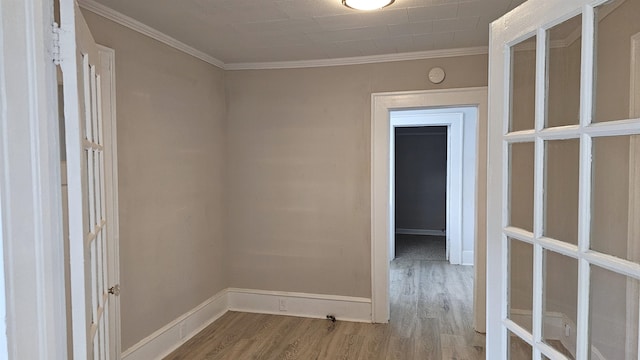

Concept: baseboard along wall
[[509, 309, 605, 360], [462, 250, 474, 266], [122, 288, 372, 360], [121, 290, 228, 360]]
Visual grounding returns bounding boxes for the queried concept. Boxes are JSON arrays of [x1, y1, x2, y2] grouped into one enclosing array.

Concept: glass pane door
[[487, 0, 640, 358]]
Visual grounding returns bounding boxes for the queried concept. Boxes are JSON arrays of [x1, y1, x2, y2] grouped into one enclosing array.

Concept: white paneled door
[[488, 0, 640, 358], [60, 1, 119, 359]]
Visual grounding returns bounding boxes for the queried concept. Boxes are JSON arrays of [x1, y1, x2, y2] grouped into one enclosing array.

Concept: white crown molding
[[76, 0, 630, 72], [77, 0, 225, 69], [78, 1, 489, 71], [224, 46, 489, 71]]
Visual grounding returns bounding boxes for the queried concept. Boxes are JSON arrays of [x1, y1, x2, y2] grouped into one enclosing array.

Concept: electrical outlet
[[279, 298, 287, 311], [564, 323, 571, 337]]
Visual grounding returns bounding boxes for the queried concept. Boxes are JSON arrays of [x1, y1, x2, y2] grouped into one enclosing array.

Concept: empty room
[[2, 0, 640, 359]]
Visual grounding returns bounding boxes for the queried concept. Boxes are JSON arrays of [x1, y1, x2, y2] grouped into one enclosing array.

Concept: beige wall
[[81, 1, 640, 355], [81, 8, 489, 350], [73, 0, 640, 355], [82, 11, 228, 350], [225, 56, 488, 297]]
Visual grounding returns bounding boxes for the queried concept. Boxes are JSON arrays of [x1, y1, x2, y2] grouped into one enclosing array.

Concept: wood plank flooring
[[165, 259, 483, 359]]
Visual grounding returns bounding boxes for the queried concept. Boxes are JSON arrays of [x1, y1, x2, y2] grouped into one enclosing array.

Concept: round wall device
[[428, 67, 446, 84]]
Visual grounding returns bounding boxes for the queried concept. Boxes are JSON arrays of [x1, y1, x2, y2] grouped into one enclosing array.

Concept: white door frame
[[389, 110, 465, 265], [98, 44, 122, 360], [626, 31, 640, 360], [371, 87, 488, 330], [488, 1, 640, 358], [60, 1, 120, 356], [0, 0, 69, 358]]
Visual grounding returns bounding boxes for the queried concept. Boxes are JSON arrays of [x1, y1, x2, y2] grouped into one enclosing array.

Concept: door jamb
[[371, 87, 488, 331], [625, 31, 640, 360], [389, 111, 465, 265], [0, 0, 68, 357]]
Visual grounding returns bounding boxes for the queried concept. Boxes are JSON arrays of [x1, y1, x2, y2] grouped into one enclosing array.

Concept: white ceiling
[[86, 0, 526, 65]]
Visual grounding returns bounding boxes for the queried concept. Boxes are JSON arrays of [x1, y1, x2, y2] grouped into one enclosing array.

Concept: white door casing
[[98, 45, 122, 360], [0, 0, 68, 357], [488, 0, 640, 358], [626, 31, 640, 360], [389, 110, 467, 265], [371, 87, 488, 330], [60, 1, 118, 358]]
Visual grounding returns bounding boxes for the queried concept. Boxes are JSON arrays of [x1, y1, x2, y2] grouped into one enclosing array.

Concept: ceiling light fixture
[[342, 0, 395, 11]]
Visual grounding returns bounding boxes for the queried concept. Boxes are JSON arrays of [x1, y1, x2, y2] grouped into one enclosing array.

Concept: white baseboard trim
[[122, 288, 372, 359], [510, 309, 606, 359], [395, 228, 445, 236], [121, 289, 228, 360], [462, 250, 474, 266], [227, 288, 372, 323]]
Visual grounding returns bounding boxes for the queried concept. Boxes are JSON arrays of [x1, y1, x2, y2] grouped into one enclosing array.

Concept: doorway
[[371, 87, 488, 330], [389, 107, 477, 266], [394, 126, 448, 263]]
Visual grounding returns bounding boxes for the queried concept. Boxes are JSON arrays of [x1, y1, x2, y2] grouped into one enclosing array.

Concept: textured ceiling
[[88, 0, 526, 64]]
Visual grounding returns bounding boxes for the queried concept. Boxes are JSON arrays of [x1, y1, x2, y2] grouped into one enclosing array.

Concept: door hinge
[[52, 22, 61, 65]]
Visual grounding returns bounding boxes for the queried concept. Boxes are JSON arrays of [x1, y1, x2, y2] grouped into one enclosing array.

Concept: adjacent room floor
[[165, 234, 483, 359]]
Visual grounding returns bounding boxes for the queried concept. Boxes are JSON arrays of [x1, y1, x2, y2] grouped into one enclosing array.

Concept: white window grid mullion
[[104, 304, 111, 360], [89, 322, 98, 341], [538, 126, 581, 140], [538, 237, 580, 259], [97, 75, 107, 225], [90, 239, 98, 325], [575, 4, 595, 360], [583, 250, 640, 279], [96, 229, 103, 310], [94, 150, 101, 226], [82, 55, 92, 142], [100, 227, 109, 312], [507, 118, 640, 142], [586, 118, 640, 136], [532, 26, 547, 360], [501, 171, 510, 355], [538, 340, 570, 360], [97, 75, 104, 147], [504, 129, 537, 142], [504, 226, 535, 244], [100, 319, 105, 360], [505, 317, 534, 346], [90, 65, 98, 145], [98, 151, 105, 222], [85, 146, 96, 232]]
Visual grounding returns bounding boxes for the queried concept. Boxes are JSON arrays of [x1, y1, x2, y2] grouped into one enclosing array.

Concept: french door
[[487, 0, 640, 358], [59, 1, 118, 359]]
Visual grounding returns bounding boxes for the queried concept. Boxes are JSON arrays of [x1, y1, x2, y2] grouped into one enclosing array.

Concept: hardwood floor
[[165, 258, 482, 359]]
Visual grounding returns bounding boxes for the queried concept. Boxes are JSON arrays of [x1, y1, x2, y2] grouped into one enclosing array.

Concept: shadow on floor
[[395, 234, 446, 261]]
